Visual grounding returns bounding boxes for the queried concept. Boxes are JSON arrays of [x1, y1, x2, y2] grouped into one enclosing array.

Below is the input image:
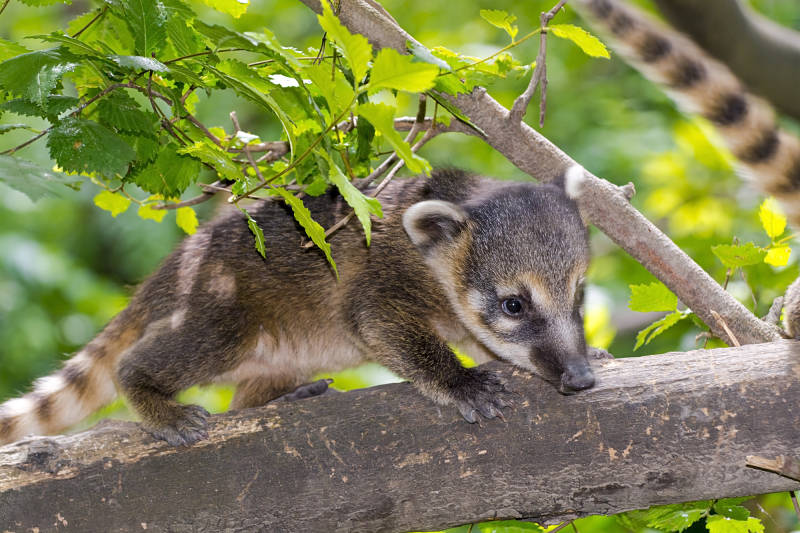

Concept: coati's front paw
[[146, 405, 210, 447], [450, 368, 513, 424], [587, 346, 614, 360]]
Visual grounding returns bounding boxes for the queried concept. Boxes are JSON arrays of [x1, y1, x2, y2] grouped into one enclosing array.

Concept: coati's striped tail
[[0, 313, 138, 445], [574, 0, 800, 226]]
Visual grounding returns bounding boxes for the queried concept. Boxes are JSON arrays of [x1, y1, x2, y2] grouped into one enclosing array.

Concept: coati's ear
[[403, 200, 468, 250]]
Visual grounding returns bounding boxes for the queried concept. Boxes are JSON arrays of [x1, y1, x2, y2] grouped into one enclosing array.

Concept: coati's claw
[[587, 346, 614, 360], [278, 378, 335, 402], [452, 369, 513, 424], [147, 405, 210, 447]]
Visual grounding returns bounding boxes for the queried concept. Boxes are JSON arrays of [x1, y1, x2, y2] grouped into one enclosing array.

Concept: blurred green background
[[1, 0, 799, 531]]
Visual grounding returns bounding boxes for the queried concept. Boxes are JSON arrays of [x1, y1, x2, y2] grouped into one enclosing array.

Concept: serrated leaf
[[434, 74, 470, 96], [200, 0, 248, 18], [0, 38, 31, 62], [644, 501, 711, 532], [176, 206, 198, 234], [317, 0, 372, 84], [408, 41, 450, 71], [0, 48, 79, 108], [1, 95, 78, 119], [368, 48, 438, 93], [629, 281, 678, 312], [706, 515, 764, 533], [246, 213, 267, 258], [110, 55, 169, 72], [711, 243, 767, 268], [118, 0, 168, 56], [321, 151, 382, 245], [32, 32, 103, 57], [136, 144, 200, 196], [765, 245, 791, 267], [477, 520, 543, 533], [48, 117, 136, 177], [759, 197, 787, 239], [15, 0, 66, 6], [270, 187, 338, 277], [549, 24, 610, 59], [97, 92, 158, 133], [306, 63, 355, 118], [94, 190, 131, 217], [480, 9, 518, 41], [138, 203, 167, 222], [0, 154, 82, 200], [357, 102, 430, 174], [635, 310, 686, 350], [178, 141, 241, 182], [713, 499, 750, 521]]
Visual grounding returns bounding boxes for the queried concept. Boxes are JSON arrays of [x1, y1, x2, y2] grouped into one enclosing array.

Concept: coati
[[574, 0, 800, 336], [0, 169, 597, 446]]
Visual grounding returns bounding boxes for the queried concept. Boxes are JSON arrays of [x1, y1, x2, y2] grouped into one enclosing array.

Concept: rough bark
[[298, 0, 782, 347], [652, 0, 800, 121], [1, 341, 799, 532]]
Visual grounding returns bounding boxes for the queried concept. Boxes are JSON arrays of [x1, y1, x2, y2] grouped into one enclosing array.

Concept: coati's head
[[403, 178, 594, 394]]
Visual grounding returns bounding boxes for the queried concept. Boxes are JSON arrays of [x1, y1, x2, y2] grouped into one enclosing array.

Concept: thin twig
[[710, 310, 741, 347], [184, 113, 223, 147], [0, 0, 10, 17], [70, 6, 108, 38], [791, 491, 800, 520], [509, 0, 568, 126]]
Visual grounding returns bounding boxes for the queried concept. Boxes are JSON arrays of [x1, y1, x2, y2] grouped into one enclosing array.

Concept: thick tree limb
[[298, 0, 782, 346], [651, 0, 800, 121], [1, 341, 799, 532]]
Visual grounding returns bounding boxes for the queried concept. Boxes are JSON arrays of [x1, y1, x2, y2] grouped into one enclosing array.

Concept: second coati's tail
[[0, 311, 141, 445], [574, 0, 800, 226]]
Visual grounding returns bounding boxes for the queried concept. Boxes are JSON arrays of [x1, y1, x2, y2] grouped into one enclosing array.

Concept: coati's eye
[[501, 298, 524, 317]]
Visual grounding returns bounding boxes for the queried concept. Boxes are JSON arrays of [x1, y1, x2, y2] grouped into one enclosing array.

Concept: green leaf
[[433, 74, 470, 96], [1, 96, 78, 119], [765, 245, 791, 267], [97, 92, 158, 133], [0, 124, 37, 135], [356, 102, 431, 174], [94, 190, 131, 217], [426, 91, 485, 136], [117, 0, 168, 56], [477, 520, 543, 533], [706, 515, 764, 533], [178, 141, 241, 182], [136, 144, 200, 196], [644, 501, 711, 532], [176, 206, 198, 234], [200, 0, 249, 18], [407, 41, 450, 71], [759, 198, 787, 239], [270, 187, 338, 277], [48, 117, 136, 177], [245, 212, 267, 258], [368, 48, 439, 93], [138, 202, 167, 222], [306, 63, 355, 118], [0, 48, 79, 108], [0, 154, 81, 200], [711, 243, 767, 268], [628, 281, 678, 312], [480, 9, 518, 41], [635, 310, 686, 350], [317, 0, 372, 84], [32, 32, 103, 57], [549, 24, 610, 59], [0, 38, 31, 62], [713, 499, 750, 521], [110, 55, 169, 72], [321, 151, 383, 245]]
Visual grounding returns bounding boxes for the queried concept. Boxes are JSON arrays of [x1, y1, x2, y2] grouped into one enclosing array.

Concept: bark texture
[[1, 341, 799, 532]]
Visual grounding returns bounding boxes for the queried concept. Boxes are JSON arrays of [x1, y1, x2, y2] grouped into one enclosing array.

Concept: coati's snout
[[559, 359, 595, 394]]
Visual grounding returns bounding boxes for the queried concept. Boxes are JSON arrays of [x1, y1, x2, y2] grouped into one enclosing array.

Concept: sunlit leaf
[[711, 243, 767, 269], [176, 206, 198, 234], [322, 151, 383, 245], [200, 0, 249, 18], [479, 9, 518, 41], [549, 24, 610, 58], [137, 203, 167, 222], [317, 0, 372, 84], [706, 515, 764, 533], [178, 141, 241, 182], [93, 190, 131, 217], [635, 310, 686, 350], [356, 102, 430, 174], [628, 281, 678, 312], [368, 48, 438, 93], [765, 246, 791, 267], [759, 198, 787, 239]]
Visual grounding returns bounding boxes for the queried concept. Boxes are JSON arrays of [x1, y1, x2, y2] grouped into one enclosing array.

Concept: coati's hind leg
[[230, 377, 334, 409]]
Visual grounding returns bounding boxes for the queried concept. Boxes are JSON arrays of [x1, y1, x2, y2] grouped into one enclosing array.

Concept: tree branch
[[297, 0, 782, 346], [651, 0, 800, 122], [1, 341, 798, 531]]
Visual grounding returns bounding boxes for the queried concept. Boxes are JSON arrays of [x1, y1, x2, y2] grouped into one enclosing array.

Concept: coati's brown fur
[[575, 0, 800, 337], [0, 170, 596, 446]]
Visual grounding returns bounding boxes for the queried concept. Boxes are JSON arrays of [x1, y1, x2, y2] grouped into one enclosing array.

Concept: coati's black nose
[[560, 365, 595, 393]]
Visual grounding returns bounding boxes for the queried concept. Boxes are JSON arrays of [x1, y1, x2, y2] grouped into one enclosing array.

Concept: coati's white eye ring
[[501, 298, 524, 317]]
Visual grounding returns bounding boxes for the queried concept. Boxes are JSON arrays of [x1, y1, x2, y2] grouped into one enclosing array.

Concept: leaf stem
[[445, 27, 543, 75], [71, 6, 108, 38]]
